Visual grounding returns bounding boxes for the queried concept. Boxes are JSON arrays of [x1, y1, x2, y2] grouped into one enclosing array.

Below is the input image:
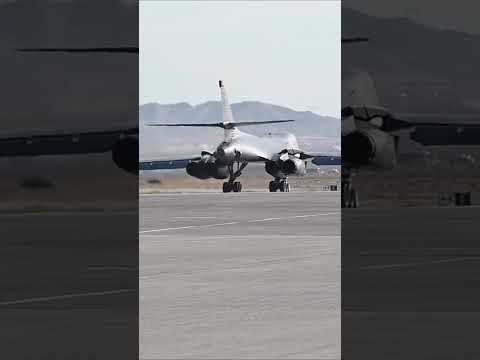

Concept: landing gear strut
[[342, 168, 359, 208], [222, 159, 247, 193], [269, 177, 290, 192]]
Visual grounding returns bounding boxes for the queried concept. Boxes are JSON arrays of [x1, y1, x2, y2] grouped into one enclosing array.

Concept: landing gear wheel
[[342, 186, 358, 208], [348, 189, 359, 208], [223, 182, 232, 193], [232, 181, 242, 193], [279, 180, 289, 192], [269, 181, 277, 192]]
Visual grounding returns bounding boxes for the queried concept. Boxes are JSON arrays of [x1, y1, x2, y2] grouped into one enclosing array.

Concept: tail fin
[[219, 80, 234, 123]]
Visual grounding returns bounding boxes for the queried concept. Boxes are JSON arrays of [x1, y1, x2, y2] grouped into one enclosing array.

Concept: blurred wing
[[17, 47, 138, 53], [0, 127, 137, 156]]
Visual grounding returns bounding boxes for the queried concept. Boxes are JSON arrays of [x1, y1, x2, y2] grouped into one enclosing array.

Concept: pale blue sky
[[140, 0, 340, 117]]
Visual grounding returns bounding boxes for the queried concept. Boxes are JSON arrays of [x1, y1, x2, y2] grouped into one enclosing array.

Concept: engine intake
[[342, 132, 375, 165], [280, 157, 306, 175], [342, 129, 397, 169]]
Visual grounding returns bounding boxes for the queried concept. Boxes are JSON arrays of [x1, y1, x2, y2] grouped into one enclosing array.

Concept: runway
[[140, 191, 340, 359], [0, 209, 138, 358], [343, 206, 480, 359]]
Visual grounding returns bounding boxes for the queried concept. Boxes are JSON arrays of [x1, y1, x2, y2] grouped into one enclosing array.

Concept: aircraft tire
[[269, 181, 277, 192], [223, 182, 232, 193], [233, 181, 242, 192]]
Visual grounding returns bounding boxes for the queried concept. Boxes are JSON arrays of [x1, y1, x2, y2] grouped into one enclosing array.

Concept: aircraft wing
[[140, 157, 201, 170], [0, 127, 137, 156], [309, 154, 341, 166], [0, 127, 138, 173]]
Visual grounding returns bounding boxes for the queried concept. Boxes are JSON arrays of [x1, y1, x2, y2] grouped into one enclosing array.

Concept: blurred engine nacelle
[[342, 128, 397, 170], [112, 137, 138, 174]]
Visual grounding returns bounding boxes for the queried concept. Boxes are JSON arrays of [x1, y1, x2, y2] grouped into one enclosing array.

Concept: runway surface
[[0, 209, 138, 358], [140, 191, 340, 359], [343, 206, 480, 359]]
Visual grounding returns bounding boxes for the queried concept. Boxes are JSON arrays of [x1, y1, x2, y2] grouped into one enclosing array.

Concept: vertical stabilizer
[[219, 80, 234, 123], [219, 80, 238, 140]]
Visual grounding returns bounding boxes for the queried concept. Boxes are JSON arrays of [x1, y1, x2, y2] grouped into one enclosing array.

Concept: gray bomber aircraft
[[141, 81, 340, 193], [342, 38, 480, 208]]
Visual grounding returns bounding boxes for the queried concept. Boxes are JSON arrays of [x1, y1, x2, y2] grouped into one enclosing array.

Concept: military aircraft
[[341, 38, 480, 208], [0, 47, 140, 174], [141, 80, 340, 192]]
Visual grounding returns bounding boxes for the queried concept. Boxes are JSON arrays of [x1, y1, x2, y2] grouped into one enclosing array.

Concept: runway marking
[[174, 216, 219, 219], [0, 288, 136, 306], [360, 256, 480, 270], [86, 266, 135, 271], [248, 213, 338, 223], [140, 222, 239, 233], [0, 209, 137, 218], [140, 212, 339, 234]]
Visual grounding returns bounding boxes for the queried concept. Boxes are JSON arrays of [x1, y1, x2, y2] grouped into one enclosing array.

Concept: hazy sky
[[140, 1, 340, 117]]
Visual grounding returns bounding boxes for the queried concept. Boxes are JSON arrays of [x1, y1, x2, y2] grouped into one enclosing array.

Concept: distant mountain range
[[140, 101, 340, 160], [342, 8, 480, 114]]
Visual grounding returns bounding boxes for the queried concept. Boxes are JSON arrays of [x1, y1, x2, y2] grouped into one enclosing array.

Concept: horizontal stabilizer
[[17, 47, 138, 53], [341, 37, 369, 43], [147, 120, 294, 129]]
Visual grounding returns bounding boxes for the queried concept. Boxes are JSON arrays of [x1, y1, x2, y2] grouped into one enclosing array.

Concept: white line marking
[[140, 212, 339, 234], [0, 210, 137, 218], [248, 213, 338, 222], [174, 216, 219, 219], [360, 256, 480, 270], [86, 266, 135, 271], [0, 288, 136, 306], [140, 222, 239, 233]]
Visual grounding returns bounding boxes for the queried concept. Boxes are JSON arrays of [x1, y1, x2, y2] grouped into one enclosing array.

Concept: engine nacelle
[[265, 161, 283, 178], [280, 156, 306, 175], [112, 137, 138, 174], [342, 128, 397, 169], [265, 156, 306, 177], [186, 161, 229, 180]]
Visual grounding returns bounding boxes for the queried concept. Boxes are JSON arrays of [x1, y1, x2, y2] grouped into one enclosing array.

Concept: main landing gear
[[222, 160, 248, 193], [342, 168, 359, 208], [269, 177, 290, 192]]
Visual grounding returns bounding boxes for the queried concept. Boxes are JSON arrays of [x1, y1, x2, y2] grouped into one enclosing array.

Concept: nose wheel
[[269, 178, 290, 192]]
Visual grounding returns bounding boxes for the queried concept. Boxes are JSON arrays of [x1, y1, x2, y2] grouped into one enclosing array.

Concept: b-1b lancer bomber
[[141, 81, 339, 192]]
